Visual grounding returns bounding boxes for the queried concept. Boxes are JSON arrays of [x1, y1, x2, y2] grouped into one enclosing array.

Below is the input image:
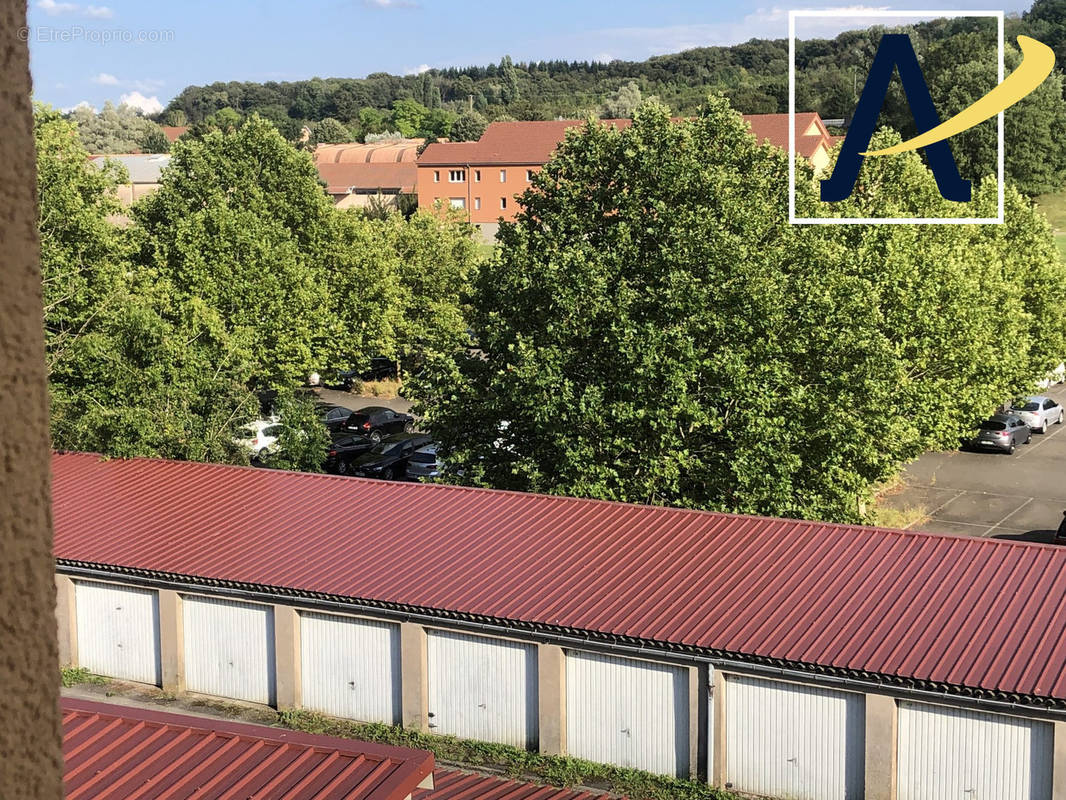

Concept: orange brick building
[[416, 114, 835, 239]]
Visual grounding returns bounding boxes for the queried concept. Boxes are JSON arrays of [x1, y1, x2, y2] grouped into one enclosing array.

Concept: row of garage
[[64, 577, 1060, 800]]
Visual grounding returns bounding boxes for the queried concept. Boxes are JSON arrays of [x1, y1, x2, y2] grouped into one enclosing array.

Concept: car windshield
[[980, 420, 1007, 431], [263, 425, 284, 436], [371, 441, 404, 455], [1013, 402, 1040, 412], [410, 450, 436, 464]]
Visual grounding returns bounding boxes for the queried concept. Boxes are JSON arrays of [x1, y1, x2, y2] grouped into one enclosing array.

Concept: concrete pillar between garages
[[1053, 721, 1066, 800], [55, 575, 77, 667], [711, 668, 726, 786], [274, 605, 301, 710], [688, 665, 703, 780], [158, 590, 185, 693], [401, 622, 428, 731], [864, 692, 897, 800], [537, 644, 566, 755]]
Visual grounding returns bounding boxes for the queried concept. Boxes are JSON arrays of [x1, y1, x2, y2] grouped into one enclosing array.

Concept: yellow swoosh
[[861, 35, 1054, 156]]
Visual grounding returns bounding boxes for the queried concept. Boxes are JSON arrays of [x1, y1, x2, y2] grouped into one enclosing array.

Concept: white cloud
[[63, 100, 96, 113], [92, 72, 119, 85], [404, 64, 431, 75], [118, 91, 163, 115], [37, 0, 114, 17], [38, 0, 79, 15]]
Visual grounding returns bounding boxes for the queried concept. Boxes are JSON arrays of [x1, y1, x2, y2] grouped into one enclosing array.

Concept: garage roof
[[61, 698, 434, 799], [52, 452, 1066, 707]]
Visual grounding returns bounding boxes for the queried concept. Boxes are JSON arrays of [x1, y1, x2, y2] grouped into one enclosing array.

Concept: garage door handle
[[787, 757, 797, 763]]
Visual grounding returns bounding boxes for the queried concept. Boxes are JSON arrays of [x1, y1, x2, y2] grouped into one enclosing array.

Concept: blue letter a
[[820, 33, 971, 202]]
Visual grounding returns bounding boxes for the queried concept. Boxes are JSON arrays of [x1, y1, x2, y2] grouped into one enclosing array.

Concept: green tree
[[68, 102, 161, 153], [268, 390, 330, 472], [390, 98, 428, 138], [601, 81, 642, 118], [311, 117, 354, 144], [132, 116, 341, 391], [500, 55, 520, 104], [451, 109, 487, 141], [409, 99, 1066, 522], [138, 126, 170, 154]]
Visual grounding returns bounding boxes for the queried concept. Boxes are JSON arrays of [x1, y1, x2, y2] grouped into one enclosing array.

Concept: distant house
[[312, 141, 421, 210], [88, 153, 170, 205], [416, 113, 837, 240], [161, 125, 188, 144]]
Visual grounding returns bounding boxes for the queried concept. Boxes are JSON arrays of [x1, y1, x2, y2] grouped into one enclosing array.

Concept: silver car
[[405, 444, 441, 481], [1010, 396, 1064, 434], [972, 414, 1031, 454]]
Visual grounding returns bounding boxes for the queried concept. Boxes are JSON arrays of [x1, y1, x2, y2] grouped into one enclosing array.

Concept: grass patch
[[61, 667, 108, 688], [347, 378, 402, 399], [1034, 192, 1066, 262], [867, 475, 929, 530], [277, 709, 738, 800]]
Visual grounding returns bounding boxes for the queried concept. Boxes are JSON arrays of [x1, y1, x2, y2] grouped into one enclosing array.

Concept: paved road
[[312, 387, 413, 415], [881, 384, 1066, 542]]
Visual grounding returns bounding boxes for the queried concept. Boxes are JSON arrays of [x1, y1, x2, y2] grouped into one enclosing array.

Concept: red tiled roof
[[418, 769, 613, 799], [61, 698, 434, 800], [418, 120, 632, 166], [161, 126, 188, 143], [742, 112, 830, 159], [418, 114, 831, 166], [51, 451, 1066, 706], [316, 162, 417, 194]]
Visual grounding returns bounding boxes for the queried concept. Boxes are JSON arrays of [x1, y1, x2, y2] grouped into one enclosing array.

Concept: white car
[[1010, 396, 1064, 434], [234, 417, 283, 459]]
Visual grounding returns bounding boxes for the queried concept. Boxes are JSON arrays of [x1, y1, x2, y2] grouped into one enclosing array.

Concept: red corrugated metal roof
[[316, 162, 417, 194], [61, 698, 434, 799], [417, 768, 615, 799], [51, 452, 1066, 704]]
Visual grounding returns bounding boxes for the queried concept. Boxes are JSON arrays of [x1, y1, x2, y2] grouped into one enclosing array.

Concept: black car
[[344, 433, 433, 480], [324, 434, 376, 475], [971, 413, 1031, 454], [317, 403, 352, 434], [343, 405, 414, 443]]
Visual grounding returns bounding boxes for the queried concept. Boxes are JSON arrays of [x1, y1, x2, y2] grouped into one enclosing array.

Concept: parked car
[[324, 434, 376, 475], [345, 433, 434, 480], [343, 405, 414, 443], [234, 417, 283, 460], [406, 443, 442, 481], [338, 357, 398, 389], [1009, 396, 1064, 434], [317, 403, 352, 434], [970, 413, 1031, 454]]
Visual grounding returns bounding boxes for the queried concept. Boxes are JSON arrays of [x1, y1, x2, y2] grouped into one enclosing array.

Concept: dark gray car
[[971, 413, 1031, 454]]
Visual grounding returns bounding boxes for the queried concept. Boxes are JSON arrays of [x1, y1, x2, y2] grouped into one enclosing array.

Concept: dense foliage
[[409, 99, 1066, 522], [38, 110, 478, 466], [159, 1, 1066, 193]]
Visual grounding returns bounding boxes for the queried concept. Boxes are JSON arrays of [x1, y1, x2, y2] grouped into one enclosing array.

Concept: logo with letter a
[[820, 33, 1054, 203]]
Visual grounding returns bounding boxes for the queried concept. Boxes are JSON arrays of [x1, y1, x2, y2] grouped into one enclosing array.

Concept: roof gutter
[[56, 560, 1066, 723]]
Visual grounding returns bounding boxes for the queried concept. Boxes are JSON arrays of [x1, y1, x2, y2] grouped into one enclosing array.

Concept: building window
[[499, 169, 506, 182], [474, 197, 481, 210], [474, 170, 481, 182], [526, 169, 534, 182], [500, 197, 507, 210], [449, 169, 466, 183], [433, 171, 440, 183], [449, 197, 466, 209]]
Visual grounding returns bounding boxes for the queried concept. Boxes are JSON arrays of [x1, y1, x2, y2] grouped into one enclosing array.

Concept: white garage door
[[75, 581, 160, 685], [898, 701, 1053, 800], [566, 651, 690, 777], [182, 596, 275, 705], [725, 675, 865, 800], [427, 630, 537, 748], [300, 612, 400, 724]]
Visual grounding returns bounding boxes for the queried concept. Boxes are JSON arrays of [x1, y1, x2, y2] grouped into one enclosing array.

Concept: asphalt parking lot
[[880, 384, 1066, 541]]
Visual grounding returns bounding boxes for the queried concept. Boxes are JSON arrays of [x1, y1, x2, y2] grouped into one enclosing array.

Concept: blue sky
[[27, 0, 1032, 114]]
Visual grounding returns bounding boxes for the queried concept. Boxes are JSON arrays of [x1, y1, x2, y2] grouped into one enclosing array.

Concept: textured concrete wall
[[0, 0, 63, 794]]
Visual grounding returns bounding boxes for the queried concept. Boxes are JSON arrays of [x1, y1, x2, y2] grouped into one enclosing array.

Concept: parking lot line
[[925, 489, 966, 516], [1016, 420, 1066, 459], [984, 497, 1035, 537]]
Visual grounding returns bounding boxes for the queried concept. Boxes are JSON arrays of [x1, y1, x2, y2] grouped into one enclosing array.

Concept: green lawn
[[1034, 191, 1066, 260]]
